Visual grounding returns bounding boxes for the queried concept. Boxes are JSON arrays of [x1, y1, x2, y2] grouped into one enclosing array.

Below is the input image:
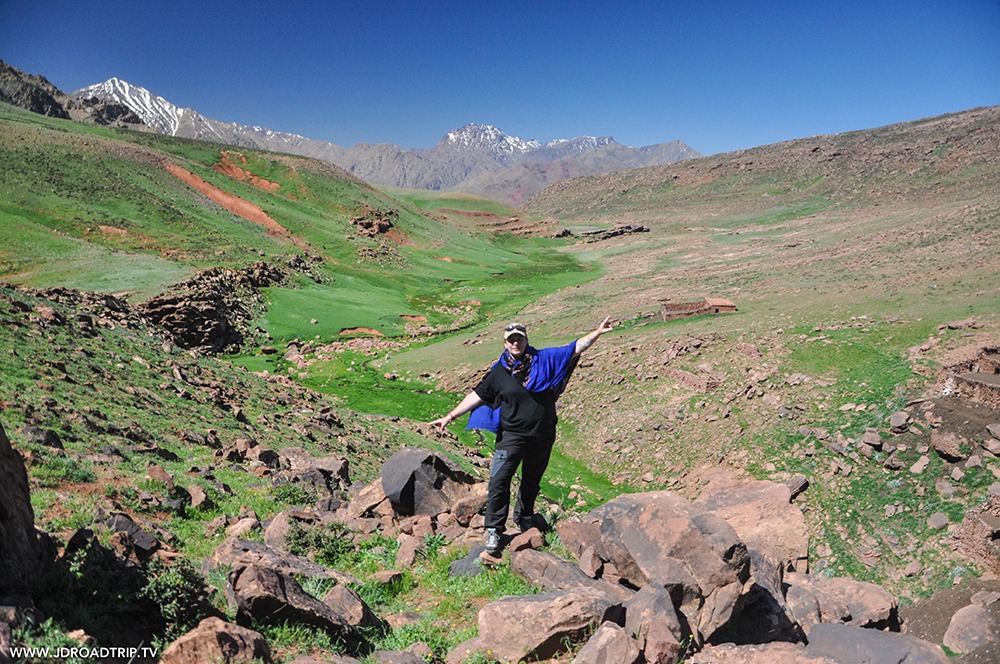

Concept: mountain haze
[[73, 75, 700, 204]]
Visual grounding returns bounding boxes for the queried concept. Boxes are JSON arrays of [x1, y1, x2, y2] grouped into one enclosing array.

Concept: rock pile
[[139, 262, 287, 353], [167, 442, 964, 663], [351, 204, 397, 237], [580, 224, 650, 243]]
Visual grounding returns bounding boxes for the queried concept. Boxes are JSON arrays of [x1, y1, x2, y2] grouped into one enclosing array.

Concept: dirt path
[[164, 162, 306, 247]]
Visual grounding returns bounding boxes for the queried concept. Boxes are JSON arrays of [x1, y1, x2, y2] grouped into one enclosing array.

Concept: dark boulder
[[380, 447, 479, 517]]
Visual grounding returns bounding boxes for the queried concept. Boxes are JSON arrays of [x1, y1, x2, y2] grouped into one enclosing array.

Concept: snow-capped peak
[[73, 78, 189, 135], [440, 124, 617, 163], [443, 123, 541, 154]]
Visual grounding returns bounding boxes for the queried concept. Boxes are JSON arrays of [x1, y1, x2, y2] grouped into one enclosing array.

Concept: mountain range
[[0, 60, 699, 205]]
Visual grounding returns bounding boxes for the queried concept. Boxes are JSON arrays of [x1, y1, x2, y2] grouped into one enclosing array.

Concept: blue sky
[[2, 1, 998, 156]]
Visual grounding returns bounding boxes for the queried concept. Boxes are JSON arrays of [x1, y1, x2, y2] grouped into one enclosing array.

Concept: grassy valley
[[2, 99, 999, 661]]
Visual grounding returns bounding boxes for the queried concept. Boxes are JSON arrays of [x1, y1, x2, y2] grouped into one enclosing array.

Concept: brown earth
[[163, 162, 305, 247], [213, 150, 281, 192], [340, 327, 385, 337]]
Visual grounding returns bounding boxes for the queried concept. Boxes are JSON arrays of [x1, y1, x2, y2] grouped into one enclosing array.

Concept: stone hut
[[660, 297, 737, 322]]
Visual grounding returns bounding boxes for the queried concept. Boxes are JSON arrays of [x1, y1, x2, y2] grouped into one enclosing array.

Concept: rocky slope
[[0, 60, 142, 127]]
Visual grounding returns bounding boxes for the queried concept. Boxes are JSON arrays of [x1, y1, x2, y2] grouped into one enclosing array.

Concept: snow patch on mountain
[[74, 78, 188, 135], [443, 124, 541, 154]]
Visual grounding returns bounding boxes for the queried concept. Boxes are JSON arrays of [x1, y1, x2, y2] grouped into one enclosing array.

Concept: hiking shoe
[[515, 513, 551, 533], [514, 516, 535, 533], [484, 528, 501, 554]]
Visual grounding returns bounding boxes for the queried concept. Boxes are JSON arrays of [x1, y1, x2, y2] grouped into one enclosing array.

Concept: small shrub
[[273, 482, 316, 506], [11, 615, 91, 664], [140, 557, 215, 640], [422, 533, 447, 560], [32, 450, 97, 486], [284, 521, 354, 568]]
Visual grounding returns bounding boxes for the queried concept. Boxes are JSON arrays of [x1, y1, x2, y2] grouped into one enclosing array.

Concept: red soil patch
[[401, 315, 428, 323], [384, 229, 416, 246], [339, 327, 385, 337], [214, 151, 282, 192], [97, 225, 127, 237], [163, 162, 305, 247], [434, 256, 453, 262]]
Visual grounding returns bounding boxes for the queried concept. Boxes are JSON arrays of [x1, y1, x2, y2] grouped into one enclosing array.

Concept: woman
[[431, 317, 613, 555]]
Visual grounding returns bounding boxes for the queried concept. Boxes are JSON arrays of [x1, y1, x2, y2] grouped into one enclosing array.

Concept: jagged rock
[[972, 589, 1000, 606], [211, 538, 357, 585], [219, 438, 280, 468], [395, 534, 421, 568], [581, 224, 650, 242], [623, 585, 685, 664], [716, 549, 805, 646], [226, 517, 261, 539], [956, 497, 1000, 574], [380, 447, 479, 517], [860, 430, 883, 449], [321, 584, 382, 629], [888, 411, 910, 433], [577, 546, 603, 578], [804, 623, 948, 663], [931, 429, 968, 462], [160, 617, 271, 664], [784, 572, 899, 636], [106, 512, 160, 560], [943, 603, 997, 654], [558, 491, 750, 645], [572, 621, 642, 664], [274, 446, 351, 496], [188, 484, 213, 509], [695, 476, 809, 571], [450, 491, 487, 527], [0, 420, 47, 592], [909, 455, 930, 474], [138, 263, 286, 353], [263, 508, 320, 552], [510, 549, 633, 602], [227, 565, 351, 634], [346, 480, 391, 519], [508, 527, 544, 553], [448, 588, 622, 663], [785, 474, 809, 500]]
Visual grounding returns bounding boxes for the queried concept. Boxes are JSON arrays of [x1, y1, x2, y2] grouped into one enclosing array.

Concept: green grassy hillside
[[3, 99, 1000, 660], [0, 103, 589, 337]]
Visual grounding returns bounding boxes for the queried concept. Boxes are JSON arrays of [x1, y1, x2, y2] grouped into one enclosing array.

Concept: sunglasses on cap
[[503, 323, 527, 340]]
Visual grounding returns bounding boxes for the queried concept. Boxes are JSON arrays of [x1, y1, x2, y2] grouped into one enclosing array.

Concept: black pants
[[484, 429, 556, 531]]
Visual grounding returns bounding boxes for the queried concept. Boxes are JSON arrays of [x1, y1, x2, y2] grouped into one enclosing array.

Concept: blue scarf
[[467, 341, 579, 433]]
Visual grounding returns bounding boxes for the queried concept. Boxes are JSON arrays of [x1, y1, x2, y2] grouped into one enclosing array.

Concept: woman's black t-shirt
[[474, 364, 558, 439]]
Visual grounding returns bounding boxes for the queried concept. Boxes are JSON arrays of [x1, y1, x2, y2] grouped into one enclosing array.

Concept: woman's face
[[505, 333, 527, 358]]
